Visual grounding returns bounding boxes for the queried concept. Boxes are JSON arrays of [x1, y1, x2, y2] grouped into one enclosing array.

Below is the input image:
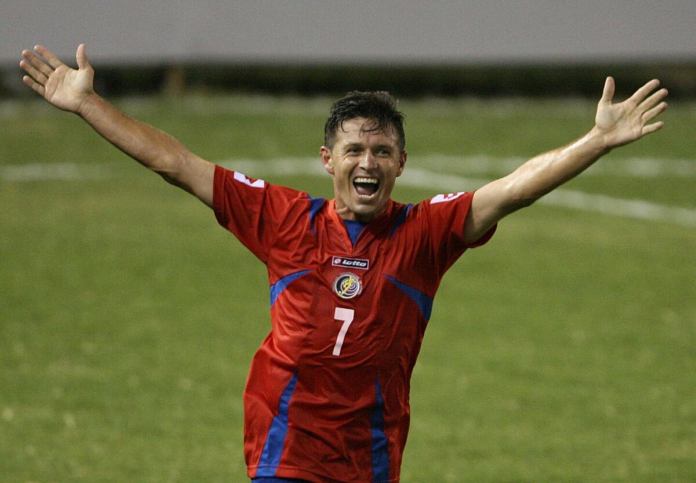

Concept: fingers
[[627, 78, 661, 106], [639, 87, 668, 113], [19, 53, 49, 85], [19, 45, 68, 99], [33, 44, 64, 69], [642, 121, 664, 136], [20, 49, 53, 78], [600, 76, 615, 104], [642, 100, 668, 123], [21, 75, 45, 97]]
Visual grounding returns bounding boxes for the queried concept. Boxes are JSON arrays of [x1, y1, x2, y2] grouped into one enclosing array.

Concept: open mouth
[[353, 177, 380, 197]]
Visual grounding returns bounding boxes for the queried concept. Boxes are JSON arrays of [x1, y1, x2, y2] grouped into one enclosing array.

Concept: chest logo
[[334, 273, 362, 299], [332, 256, 369, 270]]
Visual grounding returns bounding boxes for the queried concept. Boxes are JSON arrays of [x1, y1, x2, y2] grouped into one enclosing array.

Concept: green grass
[[1, 94, 695, 482]]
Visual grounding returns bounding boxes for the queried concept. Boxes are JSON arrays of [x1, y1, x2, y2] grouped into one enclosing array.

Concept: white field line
[[2, 157, 696, 228], [420, 154, 696, 178], [4, 154, 695, 181], [403, 167, 696, 228], [228, 159, 696, 228], [0, 162, 111, 181]]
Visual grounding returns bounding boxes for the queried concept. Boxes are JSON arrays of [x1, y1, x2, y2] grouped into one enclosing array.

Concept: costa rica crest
[[333, 273, 362, 299]]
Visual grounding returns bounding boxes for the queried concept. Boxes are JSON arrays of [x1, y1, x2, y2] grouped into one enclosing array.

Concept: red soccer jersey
[[213, 165, 494, 482]]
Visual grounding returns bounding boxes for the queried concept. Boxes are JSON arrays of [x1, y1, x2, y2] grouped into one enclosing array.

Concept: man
[[20, 44, 667, 482]]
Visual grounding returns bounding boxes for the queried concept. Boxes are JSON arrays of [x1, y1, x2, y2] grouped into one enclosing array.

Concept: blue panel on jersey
[[389, 204, 413, 237], [385, 276, 433, 320], [343, 219, 367, 246], [308, 195, 325, 233], [256, 373, 299, 477], [270, 270, 311, 306], [371, 380, 390, 482]]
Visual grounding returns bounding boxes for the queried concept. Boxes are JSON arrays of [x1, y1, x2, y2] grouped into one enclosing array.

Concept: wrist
[[76, 91, 101, 118], [585, 126, 613, 155]]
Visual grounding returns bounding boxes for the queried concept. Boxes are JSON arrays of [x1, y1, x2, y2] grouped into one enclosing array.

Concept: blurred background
[[2, 0, 696, 98]]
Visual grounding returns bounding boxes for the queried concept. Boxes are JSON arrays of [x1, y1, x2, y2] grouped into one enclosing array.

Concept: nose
[[359, 150, 377, 170]]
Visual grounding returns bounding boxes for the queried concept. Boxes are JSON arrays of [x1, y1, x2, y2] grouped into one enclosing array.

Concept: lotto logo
[[430, 192, 465, 205], [332, 256, 369, 270]]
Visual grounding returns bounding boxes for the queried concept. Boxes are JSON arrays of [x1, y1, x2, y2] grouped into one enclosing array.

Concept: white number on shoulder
[[233, 171, 265, 188], [430, 192, 465, 204]]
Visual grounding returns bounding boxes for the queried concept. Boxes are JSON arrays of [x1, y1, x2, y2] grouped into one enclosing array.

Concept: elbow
[[153, 162, 179, 184], [152, 154, 186, 187], [515, 195, 537, 209], [158, 171, 180, 187]]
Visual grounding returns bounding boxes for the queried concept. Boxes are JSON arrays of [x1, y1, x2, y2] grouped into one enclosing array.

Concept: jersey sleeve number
[[333, 307, 355, 356]]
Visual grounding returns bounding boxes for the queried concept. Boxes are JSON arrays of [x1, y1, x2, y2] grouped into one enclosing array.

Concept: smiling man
[[215, 94, 502, 482], [20, 45, 667, 483], [321, 101, 407, 223]]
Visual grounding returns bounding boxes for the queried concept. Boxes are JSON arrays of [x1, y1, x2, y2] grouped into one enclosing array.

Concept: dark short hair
[[324, 91, 405, 150]]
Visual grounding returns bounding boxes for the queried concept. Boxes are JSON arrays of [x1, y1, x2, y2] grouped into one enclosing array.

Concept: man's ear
[[320, 146, 335, 175], [396, 150, 407, 177]]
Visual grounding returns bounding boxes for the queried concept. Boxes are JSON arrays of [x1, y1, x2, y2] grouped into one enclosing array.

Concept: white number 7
[[333, 307, 355, 356]]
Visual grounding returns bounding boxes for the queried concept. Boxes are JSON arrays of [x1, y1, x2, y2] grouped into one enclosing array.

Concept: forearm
[[77, 93, 196, 185], [466, 127, 611, 243], [502, 127, 610, 208], [20, 44, 215, 204], [465, 77, 666, 244]]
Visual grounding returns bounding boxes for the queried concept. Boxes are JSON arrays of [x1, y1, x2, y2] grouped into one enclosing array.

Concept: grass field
[[1, 94, 695, 482]]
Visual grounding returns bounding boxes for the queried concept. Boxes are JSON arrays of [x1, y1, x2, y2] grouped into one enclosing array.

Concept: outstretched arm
[[20, 44, 214, 206], [464, 77, 668, 243]]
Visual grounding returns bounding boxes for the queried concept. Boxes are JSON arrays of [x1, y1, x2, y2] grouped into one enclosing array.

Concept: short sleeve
[[425, 191, 496, 273], [212, 165, 299, 263]]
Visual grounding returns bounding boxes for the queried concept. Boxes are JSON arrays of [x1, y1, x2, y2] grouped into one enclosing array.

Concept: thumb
[[600, 76, 615, 104], [76, 43, 91, 70]]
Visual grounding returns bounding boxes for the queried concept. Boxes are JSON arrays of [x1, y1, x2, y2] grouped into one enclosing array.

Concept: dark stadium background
[[2, 0, 695, 98]]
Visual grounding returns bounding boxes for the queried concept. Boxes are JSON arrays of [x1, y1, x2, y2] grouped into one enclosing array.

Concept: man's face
[[321, 117, 407, 222]]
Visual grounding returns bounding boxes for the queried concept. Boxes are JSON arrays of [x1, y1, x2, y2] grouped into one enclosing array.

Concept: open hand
[[594, 77, 668, 148], [20, 44, 95, 113]]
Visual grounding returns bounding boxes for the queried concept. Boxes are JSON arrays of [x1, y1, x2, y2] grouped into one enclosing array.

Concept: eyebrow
[[343, 143, 365, 152], [342, 142, 395, 152]]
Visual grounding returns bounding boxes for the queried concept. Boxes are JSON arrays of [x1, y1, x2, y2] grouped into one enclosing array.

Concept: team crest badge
[[333, 273, 362, 299]]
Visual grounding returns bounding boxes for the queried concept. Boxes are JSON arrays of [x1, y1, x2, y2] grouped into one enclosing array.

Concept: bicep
[[464, 175, 527, 244]]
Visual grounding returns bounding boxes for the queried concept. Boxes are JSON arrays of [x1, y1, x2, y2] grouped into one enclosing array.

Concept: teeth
[[354, 177, 378, 184]]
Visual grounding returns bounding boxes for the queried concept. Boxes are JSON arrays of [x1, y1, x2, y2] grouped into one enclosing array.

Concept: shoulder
[[214, 164, 309, 202], [403, 191, 475, 222]]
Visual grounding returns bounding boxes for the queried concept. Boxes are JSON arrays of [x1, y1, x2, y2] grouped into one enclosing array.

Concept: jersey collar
[[328, 199, 400, 249]]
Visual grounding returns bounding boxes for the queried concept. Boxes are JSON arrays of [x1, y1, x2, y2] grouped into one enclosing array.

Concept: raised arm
[[20, 44, 214, 206], [464, 77, 668, 243]]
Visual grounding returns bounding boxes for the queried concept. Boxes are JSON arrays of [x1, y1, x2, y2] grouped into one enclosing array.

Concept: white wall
[[2, 0, 695, 65]]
